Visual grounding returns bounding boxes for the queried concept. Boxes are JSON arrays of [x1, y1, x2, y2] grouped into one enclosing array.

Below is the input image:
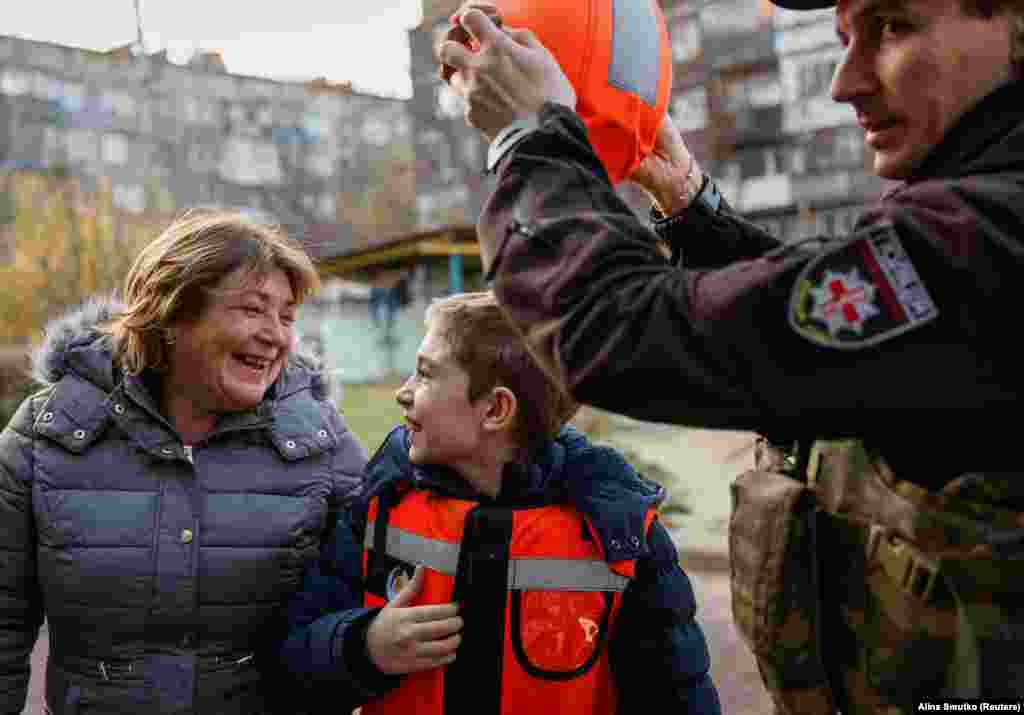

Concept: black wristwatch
[[649, 175, 722, 241]]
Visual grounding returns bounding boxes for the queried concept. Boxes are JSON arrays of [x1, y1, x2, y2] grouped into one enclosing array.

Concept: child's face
[[395, 319, 491, 469]]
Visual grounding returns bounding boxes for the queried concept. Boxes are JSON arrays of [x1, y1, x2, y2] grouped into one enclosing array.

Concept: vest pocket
[[510, 589, 612, 679]]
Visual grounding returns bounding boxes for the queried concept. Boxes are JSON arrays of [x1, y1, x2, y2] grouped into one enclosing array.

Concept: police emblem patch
[[386, 564, 414, 600], [789, 223, 939, 350]]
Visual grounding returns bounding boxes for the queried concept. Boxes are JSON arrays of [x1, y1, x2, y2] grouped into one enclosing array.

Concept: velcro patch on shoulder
[[788, 223, 939, 350]]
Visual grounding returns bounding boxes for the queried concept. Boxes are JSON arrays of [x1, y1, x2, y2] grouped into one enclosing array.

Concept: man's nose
[[831, 46, 877, 105]]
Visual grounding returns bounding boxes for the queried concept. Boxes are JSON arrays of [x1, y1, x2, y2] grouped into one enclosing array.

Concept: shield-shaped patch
[[788, 223, 939, 350]]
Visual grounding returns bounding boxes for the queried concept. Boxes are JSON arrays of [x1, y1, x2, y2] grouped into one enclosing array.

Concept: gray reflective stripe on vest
[[609, 0, 661, 106], [365, 520, 630, 593]]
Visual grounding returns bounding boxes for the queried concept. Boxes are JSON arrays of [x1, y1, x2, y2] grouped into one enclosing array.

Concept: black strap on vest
[[444, 505, 514, 715], [364, 485, 403, 598]]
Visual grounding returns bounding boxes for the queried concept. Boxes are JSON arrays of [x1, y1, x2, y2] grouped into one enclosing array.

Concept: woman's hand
[[365, 566, 464, 675], [438, 7, 577, 141], [629, 116, 702, 216]]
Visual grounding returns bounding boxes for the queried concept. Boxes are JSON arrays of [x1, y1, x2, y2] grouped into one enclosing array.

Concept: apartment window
[[796, 59, 837, 100], [789, 146, 807, 174], [362, 118, 392, 147], [671, 87, 707, 132], [43, 127, 64, 164], [835, 127, 865, 165], [318, 194, 336, 220], [101, 134, 129, 165], [303, 113, 328, 142], [30, 72, 52, 99], [60, 82, 85, 113], [435, 83, 465, 121], [0, 70, 31, 96], [102, 91, 137, 118], [65, 129, 98, 163], [307, 152, 334, 179], [671, 21, 701, 64], [112, 184, 145, 213]]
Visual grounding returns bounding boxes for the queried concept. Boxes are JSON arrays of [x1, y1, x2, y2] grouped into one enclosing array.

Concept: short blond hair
[[425, 291, 577, 452], [111, 209, 320, 375]]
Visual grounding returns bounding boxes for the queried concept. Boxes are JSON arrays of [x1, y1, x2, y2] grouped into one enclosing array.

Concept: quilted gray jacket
[[0, 298, 368, 715]]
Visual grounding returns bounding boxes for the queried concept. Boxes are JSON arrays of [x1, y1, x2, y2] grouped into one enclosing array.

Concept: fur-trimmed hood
[[30, 295, 330, 400]]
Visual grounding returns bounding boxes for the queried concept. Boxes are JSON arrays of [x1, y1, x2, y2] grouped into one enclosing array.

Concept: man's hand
[[365, 566, 464, 675], [438, 7, 577, 141], [629, 116, 702, 216]]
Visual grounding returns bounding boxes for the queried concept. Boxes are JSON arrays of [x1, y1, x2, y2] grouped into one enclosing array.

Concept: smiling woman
[[0, 208, 370, 715], [112, 211, 320, 442]]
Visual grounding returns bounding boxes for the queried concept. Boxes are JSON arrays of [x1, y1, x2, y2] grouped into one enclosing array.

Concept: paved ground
[[23, 415, 773, 714]]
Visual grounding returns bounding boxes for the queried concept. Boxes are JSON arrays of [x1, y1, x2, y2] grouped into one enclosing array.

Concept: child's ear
[[483, 386, 517, 432]]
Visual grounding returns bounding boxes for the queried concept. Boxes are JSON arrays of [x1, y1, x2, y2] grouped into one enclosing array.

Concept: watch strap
[[486, 116, 541, 173]]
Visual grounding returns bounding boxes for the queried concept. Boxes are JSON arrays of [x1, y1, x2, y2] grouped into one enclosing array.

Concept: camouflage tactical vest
[[730, 438, 1024, 715]]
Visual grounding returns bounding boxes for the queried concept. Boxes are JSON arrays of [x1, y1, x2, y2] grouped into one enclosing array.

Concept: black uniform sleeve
[[657, 181, 786, 269], [476, 103, 1024, 438]]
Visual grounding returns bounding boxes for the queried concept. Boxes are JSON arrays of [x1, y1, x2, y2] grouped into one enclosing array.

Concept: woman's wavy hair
[[425, 291, 578, 453], [110, 209, 320, 375]]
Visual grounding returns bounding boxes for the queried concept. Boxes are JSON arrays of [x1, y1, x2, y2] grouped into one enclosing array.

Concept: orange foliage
[[0, 170, 168, 343]]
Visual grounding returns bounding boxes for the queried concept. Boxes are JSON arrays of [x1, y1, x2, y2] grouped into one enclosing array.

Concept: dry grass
[[338, 380, 406, 455]]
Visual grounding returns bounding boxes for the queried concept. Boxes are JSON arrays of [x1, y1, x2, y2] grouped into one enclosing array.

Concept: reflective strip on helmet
[[609, 0, 661, 106], [365, 521, 630, 592]]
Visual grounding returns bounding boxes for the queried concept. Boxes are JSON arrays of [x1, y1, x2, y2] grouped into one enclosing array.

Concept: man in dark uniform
[[438, 0, 1024, 711]]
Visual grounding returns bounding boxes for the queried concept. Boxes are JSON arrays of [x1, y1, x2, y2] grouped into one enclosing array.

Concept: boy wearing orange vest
[[277, 291, 721, 714]]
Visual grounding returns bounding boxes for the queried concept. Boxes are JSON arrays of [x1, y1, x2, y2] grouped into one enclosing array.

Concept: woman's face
[[167, 267, 297, 415]]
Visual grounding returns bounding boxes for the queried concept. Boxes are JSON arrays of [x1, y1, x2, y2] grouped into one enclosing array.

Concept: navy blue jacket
[[277, 424, 721, 714]]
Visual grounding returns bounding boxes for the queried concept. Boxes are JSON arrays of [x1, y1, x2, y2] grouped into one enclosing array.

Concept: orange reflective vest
[[361, 485, 657, 715]]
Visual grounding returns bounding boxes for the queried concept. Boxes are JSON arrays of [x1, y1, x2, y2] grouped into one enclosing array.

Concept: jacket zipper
[[184, 445, 194, 464]]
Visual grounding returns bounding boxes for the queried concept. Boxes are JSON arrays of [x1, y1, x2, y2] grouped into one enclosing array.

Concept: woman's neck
[[160, 381, 217, 445]]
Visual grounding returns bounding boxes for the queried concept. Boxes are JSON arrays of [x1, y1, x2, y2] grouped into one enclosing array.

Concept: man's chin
[[872, 146, 928, 181]]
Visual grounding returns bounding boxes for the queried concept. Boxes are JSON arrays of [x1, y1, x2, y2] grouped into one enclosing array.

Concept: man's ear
[[482, 386, 517, 433]]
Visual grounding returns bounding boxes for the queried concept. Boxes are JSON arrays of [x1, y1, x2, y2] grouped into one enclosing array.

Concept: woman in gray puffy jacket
[[0, 210, 368, 715]]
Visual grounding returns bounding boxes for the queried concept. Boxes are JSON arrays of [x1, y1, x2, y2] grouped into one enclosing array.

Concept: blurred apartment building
[[1, 0, 890, 267], [410, 0, 890, 241], [0, 33, 418, 263]]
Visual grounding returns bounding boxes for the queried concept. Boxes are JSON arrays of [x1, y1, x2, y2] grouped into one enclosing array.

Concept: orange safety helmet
[[451, 0, 673, 184]]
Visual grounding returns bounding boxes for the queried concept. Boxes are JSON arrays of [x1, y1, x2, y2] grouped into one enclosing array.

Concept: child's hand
[[365, 565, 463, 675]]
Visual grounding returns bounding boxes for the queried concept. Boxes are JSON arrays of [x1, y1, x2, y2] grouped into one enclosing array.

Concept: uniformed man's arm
[[478, 104, 1024, 434]]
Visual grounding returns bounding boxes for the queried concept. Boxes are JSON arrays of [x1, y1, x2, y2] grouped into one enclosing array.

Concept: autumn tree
[[0, 169, 162, 344]]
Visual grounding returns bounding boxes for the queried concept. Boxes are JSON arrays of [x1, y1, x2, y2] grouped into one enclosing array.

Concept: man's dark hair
[[961, 0, 1024, 74]]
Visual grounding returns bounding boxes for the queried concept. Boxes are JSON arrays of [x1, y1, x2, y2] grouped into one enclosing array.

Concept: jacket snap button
[[181, 529, 194, 544], [42, 412, 54, 422], [317, 430, 328, 439], [630, 536, 640, 547], [73, 429, 87, 440], [113, 404, 125, 414], [610, 539, 621, 550], [161, 447, 173, 454], [285, 440, 296, 449]]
